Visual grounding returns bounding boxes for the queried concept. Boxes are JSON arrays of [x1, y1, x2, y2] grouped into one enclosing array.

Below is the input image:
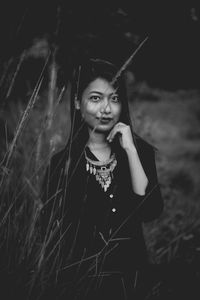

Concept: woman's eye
[[111, 95, 119, 102], [89, 95, 101, 102]]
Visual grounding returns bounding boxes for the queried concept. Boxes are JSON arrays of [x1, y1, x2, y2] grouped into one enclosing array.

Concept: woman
[[39, 58, 163, 299]]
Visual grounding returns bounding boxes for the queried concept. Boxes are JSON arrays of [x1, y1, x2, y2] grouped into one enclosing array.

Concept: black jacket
[[39, 135, 163, 297]]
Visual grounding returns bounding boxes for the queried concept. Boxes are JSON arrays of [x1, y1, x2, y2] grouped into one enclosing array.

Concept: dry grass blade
[[0, 57, 13, 88], [0, 52, 51, 192], [47, 59, 57, 129], [2, 60, 49, 165], [111, 36, 149, 85], [6, 51, 26, 98], [0, 77, 43, 193]]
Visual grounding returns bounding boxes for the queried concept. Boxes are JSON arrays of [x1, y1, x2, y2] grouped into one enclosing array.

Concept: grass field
[[131, 83, 200, 299], [0, 70, 200, 299], [131, 85, 200, 257]]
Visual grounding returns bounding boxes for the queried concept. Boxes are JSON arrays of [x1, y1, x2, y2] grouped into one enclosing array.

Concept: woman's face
[[79, 78, 122, 133]]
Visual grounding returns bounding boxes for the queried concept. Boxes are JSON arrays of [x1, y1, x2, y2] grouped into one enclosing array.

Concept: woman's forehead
[[84, 78, 118, 94]]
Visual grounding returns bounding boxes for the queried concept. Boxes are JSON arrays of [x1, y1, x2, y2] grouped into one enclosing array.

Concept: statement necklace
[[85, 150, 117, 192]]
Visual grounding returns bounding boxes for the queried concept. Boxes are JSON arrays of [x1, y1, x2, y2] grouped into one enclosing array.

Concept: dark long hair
[[71, 59, 131, 132], [64, 57, 152, 180]]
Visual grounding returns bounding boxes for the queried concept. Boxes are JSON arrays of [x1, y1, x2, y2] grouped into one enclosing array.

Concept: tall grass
[[0, 48, 69, 298], [0, 44, 200, 299]]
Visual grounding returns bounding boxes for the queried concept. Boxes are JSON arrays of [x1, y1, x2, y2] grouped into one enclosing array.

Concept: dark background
[[0, 2, 200, 299], [0, 0, 199, 91]]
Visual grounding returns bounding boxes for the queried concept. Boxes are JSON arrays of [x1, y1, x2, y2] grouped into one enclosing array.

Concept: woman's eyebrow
[[89, 91, 118, 95], [89, 91, 103, 95]]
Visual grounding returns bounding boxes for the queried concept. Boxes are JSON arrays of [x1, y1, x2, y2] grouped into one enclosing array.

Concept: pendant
[[85, 151, 117, 192]]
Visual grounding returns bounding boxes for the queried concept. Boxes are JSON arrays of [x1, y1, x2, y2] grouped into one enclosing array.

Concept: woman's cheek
[[88, 103, 101, 116], [82, 103, 99, 120], [114, 105, 122, 120]]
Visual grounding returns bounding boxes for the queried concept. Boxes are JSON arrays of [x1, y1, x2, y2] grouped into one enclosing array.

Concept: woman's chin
[[93, 124, 114, 133]]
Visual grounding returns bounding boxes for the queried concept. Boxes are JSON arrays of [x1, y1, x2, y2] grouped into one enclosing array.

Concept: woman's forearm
[[125, 146, 148, 196]]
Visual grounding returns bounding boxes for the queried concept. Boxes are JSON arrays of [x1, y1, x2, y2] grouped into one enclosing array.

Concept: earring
[[75, 99, 80, 110]]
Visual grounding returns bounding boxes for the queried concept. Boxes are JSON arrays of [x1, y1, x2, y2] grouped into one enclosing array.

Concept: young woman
[[39, 58, 163, 299]]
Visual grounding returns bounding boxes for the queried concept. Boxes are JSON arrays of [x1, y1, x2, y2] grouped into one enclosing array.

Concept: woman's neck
[[88, 129, 111, 161], [88, 129, 109, 149]]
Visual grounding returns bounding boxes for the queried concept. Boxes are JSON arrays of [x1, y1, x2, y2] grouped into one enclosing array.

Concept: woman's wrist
[[124, 144, 137, 155], [124, 143, 149, 195]]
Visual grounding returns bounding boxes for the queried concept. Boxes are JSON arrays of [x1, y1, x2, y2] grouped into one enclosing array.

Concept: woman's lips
[[98, 117, 113, 124]]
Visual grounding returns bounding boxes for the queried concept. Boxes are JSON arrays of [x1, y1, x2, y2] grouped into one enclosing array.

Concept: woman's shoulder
[[48, 146, 68, 171], [133, 133, 157, 156]]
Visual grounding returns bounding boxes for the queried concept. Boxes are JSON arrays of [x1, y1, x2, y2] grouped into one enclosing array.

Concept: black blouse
[[40, 136, 163, 295]]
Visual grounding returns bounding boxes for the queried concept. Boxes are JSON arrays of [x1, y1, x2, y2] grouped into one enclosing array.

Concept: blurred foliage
[[1, 66, 200, 298], [0, 2, 200, 298]]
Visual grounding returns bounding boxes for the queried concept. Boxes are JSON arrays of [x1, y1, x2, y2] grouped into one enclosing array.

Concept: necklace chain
[[84, 151, 117, 192]]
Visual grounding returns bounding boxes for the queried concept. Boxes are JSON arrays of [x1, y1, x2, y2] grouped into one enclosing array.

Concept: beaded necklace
[[84, 150, 117, 192]]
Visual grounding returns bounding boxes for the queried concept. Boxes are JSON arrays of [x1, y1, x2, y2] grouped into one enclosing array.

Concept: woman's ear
[[75, 99, 80, 110]]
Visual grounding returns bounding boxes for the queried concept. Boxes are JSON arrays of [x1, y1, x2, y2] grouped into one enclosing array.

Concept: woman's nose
[[101, 98, 111, 114]]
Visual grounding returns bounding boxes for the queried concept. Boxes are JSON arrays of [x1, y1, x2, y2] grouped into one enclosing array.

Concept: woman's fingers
[[107, 123, 135, 150], [107, 127, 117, 142], [107, 123, 126, 142]]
